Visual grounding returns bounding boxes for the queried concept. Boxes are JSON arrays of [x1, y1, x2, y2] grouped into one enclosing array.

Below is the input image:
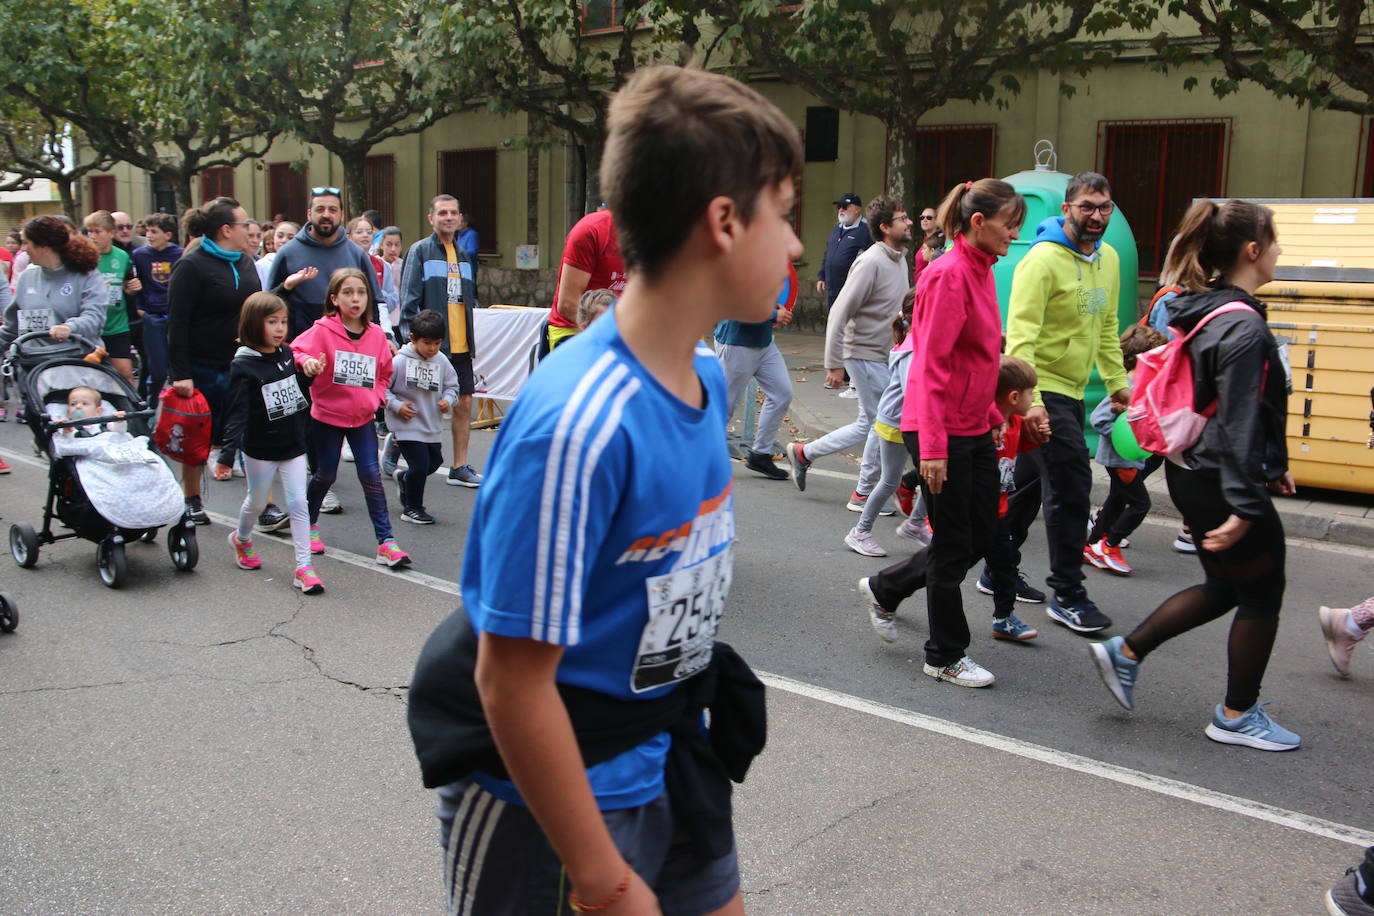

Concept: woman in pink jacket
[[292, 267, 410, 569], [860, 179, 1025, 688]]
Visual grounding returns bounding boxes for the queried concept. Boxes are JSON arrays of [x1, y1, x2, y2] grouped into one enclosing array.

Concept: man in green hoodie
[[1003, 171, 1129, 637]]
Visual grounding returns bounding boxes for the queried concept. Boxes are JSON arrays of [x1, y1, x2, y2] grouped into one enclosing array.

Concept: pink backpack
[[1126, 302, 1257, 460]]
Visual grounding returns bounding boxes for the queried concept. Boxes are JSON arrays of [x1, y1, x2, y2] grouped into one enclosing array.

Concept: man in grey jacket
[[787, 196, 911, 510]]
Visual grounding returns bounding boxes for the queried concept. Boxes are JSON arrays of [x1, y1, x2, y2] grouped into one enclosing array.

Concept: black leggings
[[1124, 462, 1286, 711], [1089, 454, 1165, 545]]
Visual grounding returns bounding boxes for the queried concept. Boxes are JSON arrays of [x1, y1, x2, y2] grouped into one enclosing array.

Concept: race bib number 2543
[[630, 546, 733, 693]]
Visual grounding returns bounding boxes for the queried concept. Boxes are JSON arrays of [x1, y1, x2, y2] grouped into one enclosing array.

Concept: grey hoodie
[[385, 343, 460, 444], [0, 264, 109, 349]]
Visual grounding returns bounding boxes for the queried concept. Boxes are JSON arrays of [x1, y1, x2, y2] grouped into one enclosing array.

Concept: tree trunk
[[169, 167, 194, 218], [339, 148, 368, 216], [58, 180, 77, 219], [884, 120, 918, 209]]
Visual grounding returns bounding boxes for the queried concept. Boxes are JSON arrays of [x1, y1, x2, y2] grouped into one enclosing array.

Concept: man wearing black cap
[[817, 192, 873, 306]]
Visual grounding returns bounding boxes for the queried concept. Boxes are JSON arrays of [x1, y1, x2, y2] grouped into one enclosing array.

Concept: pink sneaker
[[293, 566, 325, 595], [1319, 606, 1366, 677], [376, 538, 411, 569], [229, 530, 261, 570], [309, 525, 326, 555]]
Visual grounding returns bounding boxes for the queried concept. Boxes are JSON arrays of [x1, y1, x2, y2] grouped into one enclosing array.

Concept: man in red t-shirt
[[546, 209, 627, 350]]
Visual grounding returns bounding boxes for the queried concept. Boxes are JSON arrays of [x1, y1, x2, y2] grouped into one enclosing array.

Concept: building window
[[89, 175, 116, 213], [268, 163, 309, 223], [911, 125, 996, 215], [582, 0, 629, 33], [365, 155, 396, 228], [151, 174, 176, 215], [200, 167, 235, 204], [1100, 118, 1230, 275], [438, 149, 497, 254]]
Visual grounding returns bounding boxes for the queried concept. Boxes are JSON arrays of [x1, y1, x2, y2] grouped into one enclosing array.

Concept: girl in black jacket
[[1090, 199, 1301, 752], [213, 293, 326, 595]]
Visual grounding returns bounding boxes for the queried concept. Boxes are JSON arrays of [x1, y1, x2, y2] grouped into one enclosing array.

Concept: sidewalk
[[763, 328, 1374, 549]]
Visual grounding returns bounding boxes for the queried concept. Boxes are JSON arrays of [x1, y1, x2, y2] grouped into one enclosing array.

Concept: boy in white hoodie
[[386, 309, 460, 524]]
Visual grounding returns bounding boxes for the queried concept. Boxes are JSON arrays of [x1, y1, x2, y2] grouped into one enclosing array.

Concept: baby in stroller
[[62, 386, 125, 437]]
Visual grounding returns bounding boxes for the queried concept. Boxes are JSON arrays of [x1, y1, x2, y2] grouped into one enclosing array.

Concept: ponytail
[[184, 197, 241, 244], [21, 215, 99, 273], [892, 286, 915, 347], [937, 178, 1025, 242], [1163, 199, 1276, 293]]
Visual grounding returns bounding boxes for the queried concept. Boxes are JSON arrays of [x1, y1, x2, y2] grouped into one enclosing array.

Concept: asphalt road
[[0, 416, 1369, 915]]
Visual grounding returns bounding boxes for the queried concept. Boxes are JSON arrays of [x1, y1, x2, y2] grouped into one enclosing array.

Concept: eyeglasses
[[1071, 201, 1115, 216], [114, 224, 134, 230], [310, 186, 341, 197]]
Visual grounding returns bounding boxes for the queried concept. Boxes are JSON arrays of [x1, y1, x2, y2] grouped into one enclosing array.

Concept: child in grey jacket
[[385, 310, 460, 524]]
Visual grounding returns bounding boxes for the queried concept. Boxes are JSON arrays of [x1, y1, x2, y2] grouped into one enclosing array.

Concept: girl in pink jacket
[[292, 268, 410, 569], [860, 178, 1025, 689]]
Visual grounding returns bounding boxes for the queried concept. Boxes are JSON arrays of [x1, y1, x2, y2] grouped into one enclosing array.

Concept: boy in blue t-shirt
[[408, 66, 803, 915]]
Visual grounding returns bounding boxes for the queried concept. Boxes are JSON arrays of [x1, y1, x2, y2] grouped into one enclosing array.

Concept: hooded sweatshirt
[[1165, 286, 1289, 521], [218, 344, 312, 467], [900, 234, 1005, 459], [1005, 216, 1128, 405], [386, 343, 460, 444], [269, 226, 384, 340], [290, 314, 393, 428], [0, 264, 109, 350], [823, 240, 909, 368]]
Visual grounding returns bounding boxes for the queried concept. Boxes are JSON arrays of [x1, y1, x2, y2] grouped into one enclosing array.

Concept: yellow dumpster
[[1250, 199, 1374, 494]]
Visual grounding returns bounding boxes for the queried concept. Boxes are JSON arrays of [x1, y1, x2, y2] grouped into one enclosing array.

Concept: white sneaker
[[838, 386, 859, 399], [319, 488, 342, 514], [858, 577, 896, 643], [844, 526, 887, 557], [895, 517, 932, 545], [923, 656, 995, 687]]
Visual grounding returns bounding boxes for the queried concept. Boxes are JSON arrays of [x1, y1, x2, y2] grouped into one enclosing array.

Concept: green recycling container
[[993, 163, 1140, 449]]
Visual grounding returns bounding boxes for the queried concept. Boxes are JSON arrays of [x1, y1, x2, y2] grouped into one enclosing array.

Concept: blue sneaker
[[991, 613, 1038, 641], [1089, 636, 1138, 710], [1203, 702, 1301, 752], [1047, 590, 1111, 634]]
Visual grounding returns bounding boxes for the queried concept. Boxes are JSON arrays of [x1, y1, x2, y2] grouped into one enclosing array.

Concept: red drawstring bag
[[154, 387, 213, 466]]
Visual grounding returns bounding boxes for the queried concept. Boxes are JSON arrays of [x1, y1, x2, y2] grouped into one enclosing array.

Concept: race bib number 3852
[[630, 545, 733, 693]]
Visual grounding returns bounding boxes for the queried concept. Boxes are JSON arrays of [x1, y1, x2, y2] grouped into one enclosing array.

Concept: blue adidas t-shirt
[[462, 306, 736, 810]]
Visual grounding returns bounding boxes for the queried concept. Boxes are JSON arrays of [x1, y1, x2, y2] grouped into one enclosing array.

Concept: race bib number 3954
[[630, 546, 733, 693], [333, 350, 377, 388]]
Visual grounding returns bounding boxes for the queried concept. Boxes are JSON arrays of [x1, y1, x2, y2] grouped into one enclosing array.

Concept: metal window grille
[[438, 149, 498, 254], [910, 125, 996, 212], [199, 167, 235, 204], [365, 155, 396, 227], [268, 163, 309, 223], [1099, 118, 1231, 276]]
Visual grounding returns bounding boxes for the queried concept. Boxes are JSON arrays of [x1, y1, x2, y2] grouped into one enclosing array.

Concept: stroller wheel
[[168, 523, 198, 572], [96, 539, 127, 589], [10, 524, 39, 569], [0, 594, 16, 632]]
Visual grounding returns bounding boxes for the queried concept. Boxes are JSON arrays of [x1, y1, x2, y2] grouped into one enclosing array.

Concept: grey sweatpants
[[803, 356, 889, 493], [716, 341, 794, 453]]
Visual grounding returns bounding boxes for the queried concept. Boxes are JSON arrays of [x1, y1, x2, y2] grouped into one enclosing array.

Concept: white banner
[[472, 307, 548, 401]]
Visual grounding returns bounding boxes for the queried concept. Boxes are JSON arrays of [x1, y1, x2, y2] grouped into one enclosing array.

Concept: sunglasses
[[115, 224, 134, 230], [310, 186, 341, 197]]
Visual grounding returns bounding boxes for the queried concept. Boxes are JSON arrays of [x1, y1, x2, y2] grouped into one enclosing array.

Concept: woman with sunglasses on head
[[911, 207, 944, 287]]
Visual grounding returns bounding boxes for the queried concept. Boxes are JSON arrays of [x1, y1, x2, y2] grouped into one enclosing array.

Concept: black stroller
[[6, 331, 199, 588]]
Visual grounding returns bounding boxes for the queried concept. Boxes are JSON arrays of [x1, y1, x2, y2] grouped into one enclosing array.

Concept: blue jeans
[[307, 418, 392, 542], [141, 313, 170, 398]]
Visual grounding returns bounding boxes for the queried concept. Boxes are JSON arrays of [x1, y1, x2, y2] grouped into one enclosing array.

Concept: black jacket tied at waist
[[407, 609, 767, 859]]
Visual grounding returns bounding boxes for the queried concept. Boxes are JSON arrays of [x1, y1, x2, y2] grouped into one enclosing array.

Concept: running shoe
[[394, 469, 408, 506], [991, 614, 1038, 641], [895, 483, 915, 517], [376, 538, 412, 569], [401, 507, 436, 525], [1083, 540, 1110, 570], [1326, 867, 1374, 916], [838, 386, 858, 399], [447, 464, 482, 488], [293, 566, 325, 595], [1173, 529, 1198, 553], [844, 526, 887, 557], [228, 530, 261, 570], [320, 488, 342, 514], [858, 577, 896, 643], [0, 407, 7, 422], [184, 495, 209, 526], [1318, 606, 1366, 678], [309, 525, 326, 555], [785, 442, 810, 492], [1089, 636, 1138, 710], [976, 573, 1045, 604], [922, 656, 995, 688], [1203, 702, 1301, 751], [255, 504, 290, 533], [0, 455, 11, 474], [744, 448, 788, 480], [1047, 591, 1111, 634], [895, 517, 932, 544], [846, 491, 896, 515], [1089, 539, 1133, 576], [380, 432, 401, 477]]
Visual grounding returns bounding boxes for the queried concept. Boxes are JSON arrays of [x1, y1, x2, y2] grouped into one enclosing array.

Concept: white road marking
[[5, 443, 1372, 847]]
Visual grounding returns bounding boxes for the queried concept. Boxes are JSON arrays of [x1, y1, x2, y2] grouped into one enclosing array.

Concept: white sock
[[1345, 612, 1368, 640]]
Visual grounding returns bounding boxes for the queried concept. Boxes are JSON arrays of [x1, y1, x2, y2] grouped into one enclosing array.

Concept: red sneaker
[[895, 483, 915, 517], [1083, 540, 1110, 570], [1092, 539, 1133, 576], [0, 456, 11, 474]]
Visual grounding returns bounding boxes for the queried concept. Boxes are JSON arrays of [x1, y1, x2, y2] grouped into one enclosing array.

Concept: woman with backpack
[[1089, 198, 1301, 752]]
